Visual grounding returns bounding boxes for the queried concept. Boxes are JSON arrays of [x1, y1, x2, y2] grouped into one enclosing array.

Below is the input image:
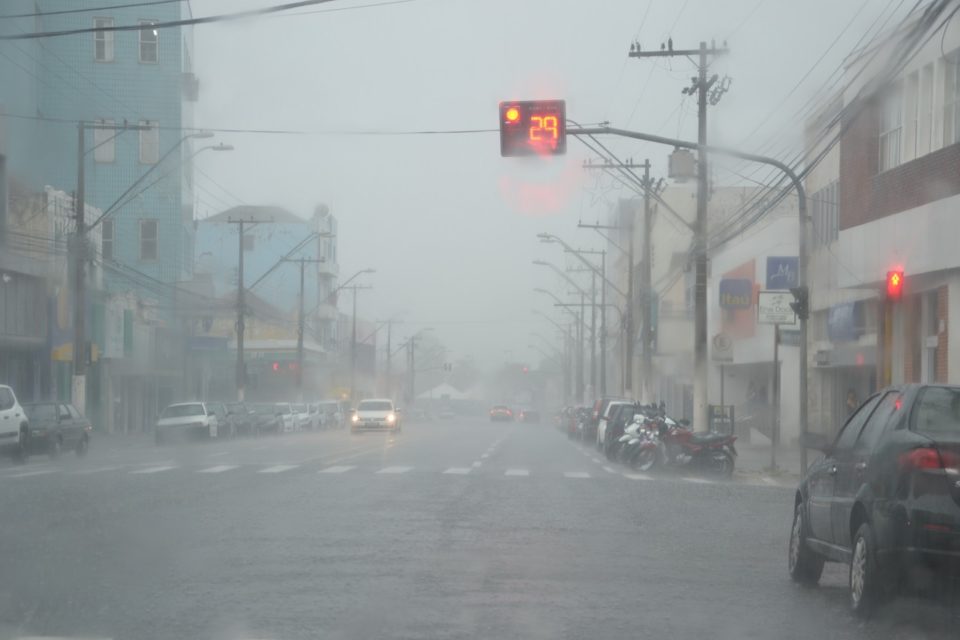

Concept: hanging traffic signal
[[499, 100, 567, 157], [886, 270, 904, 301], [789, 286, 809, 321], [271, 361, 280, 372]]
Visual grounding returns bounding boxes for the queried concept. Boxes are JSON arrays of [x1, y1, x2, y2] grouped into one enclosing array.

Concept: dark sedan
[[789, 384, 960, 617], [22, 402, 91, 458]]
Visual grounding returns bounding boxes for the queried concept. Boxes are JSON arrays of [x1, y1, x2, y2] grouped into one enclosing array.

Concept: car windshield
[[912, 387, 960, 436], [24, 404, 57, 421], [358, 401, 392, 411], [5, 3, 957, 637], [160, 404, 204, 418]]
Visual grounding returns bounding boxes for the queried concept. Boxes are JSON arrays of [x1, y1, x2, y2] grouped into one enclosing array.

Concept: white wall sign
[[757, 291, 797, 325]]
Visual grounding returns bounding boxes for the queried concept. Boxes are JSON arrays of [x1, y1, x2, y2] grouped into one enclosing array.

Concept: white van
[[0, 385, 29, 460]]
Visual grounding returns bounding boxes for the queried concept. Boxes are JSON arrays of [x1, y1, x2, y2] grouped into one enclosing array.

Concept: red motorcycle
[[655, 419, 737, 476]]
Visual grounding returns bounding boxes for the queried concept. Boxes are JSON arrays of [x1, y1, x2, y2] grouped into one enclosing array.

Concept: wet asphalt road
[[0, 417, 956, 640]]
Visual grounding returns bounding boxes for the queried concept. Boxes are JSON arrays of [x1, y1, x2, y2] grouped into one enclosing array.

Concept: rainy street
[[0, 418, 956, 640]]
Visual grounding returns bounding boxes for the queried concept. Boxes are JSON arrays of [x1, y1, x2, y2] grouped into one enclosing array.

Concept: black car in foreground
[[21, 402, 91, 458], [790, 384, 960, 616]]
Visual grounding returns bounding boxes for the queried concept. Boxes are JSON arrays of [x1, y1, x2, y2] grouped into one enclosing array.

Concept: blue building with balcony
[[0, 1, 199, 430]]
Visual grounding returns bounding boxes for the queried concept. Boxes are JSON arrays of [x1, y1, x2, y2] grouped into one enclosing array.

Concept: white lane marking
[[761, 476, 778, 486], [5, 469, 59, 478], [259, 465, 299, 474], [472, 461, 482, 468], [563, 471, 591, 479], [18, 636, 113, 639], [319, 465, 355, 474], [601, 466, 618, 474], [504, 469, 529, 476], [130, 465, 176, 474], [197, 465, 238, 474], [591, 457, 603, 464], [683, 477, 715, 484], [623, 473, 654, 481], [443, 467, 471, 475], [480, 453, 489, 459], [376, 466, 412, 474]]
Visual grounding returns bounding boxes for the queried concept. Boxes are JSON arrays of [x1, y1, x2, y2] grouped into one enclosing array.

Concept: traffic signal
[[789, 286, 809, 321], [499, 100, 567, 157], [271, 361, 280, 372], [522, 366, 529, 374], [886, 270, 904, 301]]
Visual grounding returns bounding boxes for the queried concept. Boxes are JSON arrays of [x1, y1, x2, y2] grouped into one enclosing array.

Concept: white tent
[[417, 383, 468, 401]]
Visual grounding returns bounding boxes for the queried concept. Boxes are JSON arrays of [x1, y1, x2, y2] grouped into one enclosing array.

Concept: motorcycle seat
[[689, 432, 729, 445]]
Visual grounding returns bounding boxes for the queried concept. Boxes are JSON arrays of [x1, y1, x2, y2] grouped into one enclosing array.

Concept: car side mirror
[[801, 431, 832, 454]]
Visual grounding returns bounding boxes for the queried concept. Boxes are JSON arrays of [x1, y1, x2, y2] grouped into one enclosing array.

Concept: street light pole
[[282, 257, 324, 400]]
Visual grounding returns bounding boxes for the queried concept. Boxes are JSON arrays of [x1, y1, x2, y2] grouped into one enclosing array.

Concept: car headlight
[[351, 414, 359, 423], [386, 413, 396, 423]]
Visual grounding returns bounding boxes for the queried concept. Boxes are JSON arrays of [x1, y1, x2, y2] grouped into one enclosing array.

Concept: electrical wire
[[0, 0, 182, 19]]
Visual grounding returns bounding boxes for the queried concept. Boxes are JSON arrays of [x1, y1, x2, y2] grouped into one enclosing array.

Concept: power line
[[0, 0, 182, 19], [0, 0, 411, 40]]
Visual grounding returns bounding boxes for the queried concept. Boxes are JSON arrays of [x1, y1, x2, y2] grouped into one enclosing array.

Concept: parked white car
[[0, 385, 29, 461], [155, 402, 220, 444], [275, 403, 298, 433], [291, 403, 312, 431], [596, 400, 634, 451]]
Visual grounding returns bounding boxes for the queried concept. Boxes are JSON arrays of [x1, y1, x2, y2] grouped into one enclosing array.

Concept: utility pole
[[342, 284, 372, 403], [72, 120, 148, 414], [282, 257, 324, 400], [629, 38, 729, 429], [227, 216, 259, 401], [386, 320, 393, 398], [590, 269, 597, 401], [578, 292, 585, 402], [72, 124, 87, 413], [600, 250, 606, 396]]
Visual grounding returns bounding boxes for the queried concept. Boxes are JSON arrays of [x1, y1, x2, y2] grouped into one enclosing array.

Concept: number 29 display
[[499, 100, 567, 157]]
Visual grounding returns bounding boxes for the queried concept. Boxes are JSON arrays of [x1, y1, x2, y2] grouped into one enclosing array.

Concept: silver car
[[155, 402, 220, 444]]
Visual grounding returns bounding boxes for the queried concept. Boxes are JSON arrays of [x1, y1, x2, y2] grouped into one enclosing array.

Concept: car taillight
[[899, 448, 949, 472]]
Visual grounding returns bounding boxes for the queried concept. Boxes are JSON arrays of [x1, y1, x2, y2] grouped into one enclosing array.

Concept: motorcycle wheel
[[710, 451, 735, 477], [632, 448, 657, 472]]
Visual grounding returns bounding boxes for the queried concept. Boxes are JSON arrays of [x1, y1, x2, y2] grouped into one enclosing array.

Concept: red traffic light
[[522, 366, 529, 374], [886, 269, 904, 301], [271, 361, 280, 372], [499, 100, 567, 157]]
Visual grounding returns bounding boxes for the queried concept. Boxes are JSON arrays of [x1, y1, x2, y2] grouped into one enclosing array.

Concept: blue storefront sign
[[766, 256, 799, 290], [719, 279, 753, 309]]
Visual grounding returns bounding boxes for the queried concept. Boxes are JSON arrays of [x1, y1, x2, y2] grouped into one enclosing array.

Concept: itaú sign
[[718, 278, 753, 309]]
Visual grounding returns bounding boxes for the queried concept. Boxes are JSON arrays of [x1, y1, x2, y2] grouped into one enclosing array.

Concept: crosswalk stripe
[[602, 466, 618, 474], [130, 466, 176, 474], [259, 465, 299, 474], [197, 465, 238, 474], [682, 477, 715, 484], [443, 467, 471, 475], [504, 469, 529, 476], [376, 466, 412, 474], [623, 473, 654, 481], [319, 465, 355, 474], [471, 461, 482, 467], [5, 469, 59, 478], [563, 471, 590, 479]]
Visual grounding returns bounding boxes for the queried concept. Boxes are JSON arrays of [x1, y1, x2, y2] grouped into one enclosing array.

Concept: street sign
[[765, 256, 798, 290], [708, 404, 735, 435], [499, 100, 566, 156], [719, 278, 752, 309], [711, 333, 733, 363], [758, 290, 797, 325]]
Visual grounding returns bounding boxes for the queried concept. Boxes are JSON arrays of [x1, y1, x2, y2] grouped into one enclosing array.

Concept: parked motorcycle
[[615, 418, 660, 471], [654, 419, 737, 476]]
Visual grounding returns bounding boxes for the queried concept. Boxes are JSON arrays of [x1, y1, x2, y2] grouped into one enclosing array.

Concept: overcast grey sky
[[192, 0, 903, 369]]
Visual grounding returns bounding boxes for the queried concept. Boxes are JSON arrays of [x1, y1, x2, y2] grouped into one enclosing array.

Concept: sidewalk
[[735, 442, 805, 484]]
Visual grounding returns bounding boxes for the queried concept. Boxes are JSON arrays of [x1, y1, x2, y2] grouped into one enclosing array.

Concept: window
[[856, 392, 899, 452], [921, 63, 935, 154], [139, 120, 159, 164], [101, 219, 114, 261], [67, 405, 82, 420], [139, 20, 159, 63], [0, 388, 14, 411], [93, 119, 115, 163], [94, 17, 114, 62], [905, 71, 919, 161], [140, 219, 158, 261], [59, 405, 72, 420], [811, 181, 838, 248], [912, 387, 960, 435], [834, 393, 882, 452], [944, 55, 960, 146], [879, 84, 903, 172], [160, 403, 204, 418]]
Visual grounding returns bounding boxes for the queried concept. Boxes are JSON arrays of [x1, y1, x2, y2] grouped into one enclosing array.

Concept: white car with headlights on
[[351, 398, 401, 433]]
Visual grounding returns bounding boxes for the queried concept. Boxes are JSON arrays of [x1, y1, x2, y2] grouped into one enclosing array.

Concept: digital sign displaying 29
[[499, 100, 567, 157]]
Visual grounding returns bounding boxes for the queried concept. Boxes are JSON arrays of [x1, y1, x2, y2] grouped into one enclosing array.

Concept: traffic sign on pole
[[758, 291, 797, 325], [499, 100, 566, 156]]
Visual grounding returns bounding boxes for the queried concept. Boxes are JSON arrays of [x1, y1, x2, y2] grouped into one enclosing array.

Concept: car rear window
[[25, 404, 57, 421], [911, 387, 960, 436], [359, 401, 392, 411], [161, 404, 204, 418]]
